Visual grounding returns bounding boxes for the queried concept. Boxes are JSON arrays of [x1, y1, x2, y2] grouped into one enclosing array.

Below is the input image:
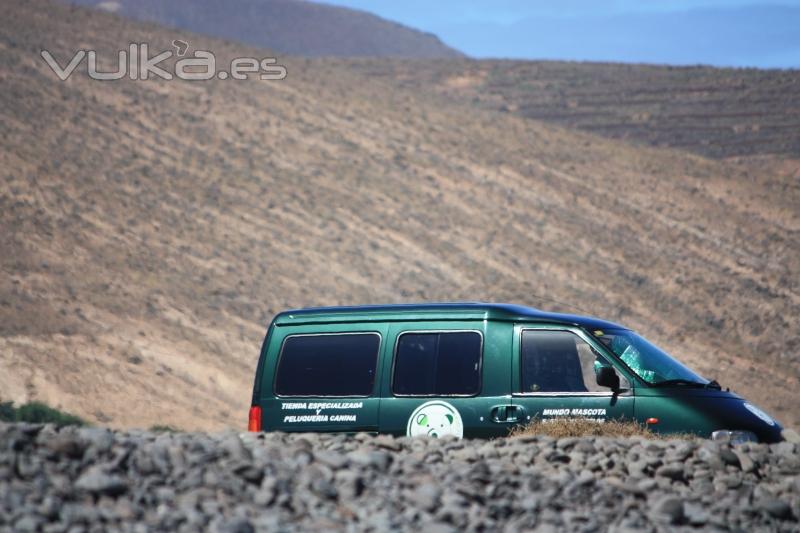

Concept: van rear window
[[393, 331, 482, 396], [275, 333, 380, 397]]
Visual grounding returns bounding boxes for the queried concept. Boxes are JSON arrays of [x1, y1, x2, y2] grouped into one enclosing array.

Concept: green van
[[249, 303, 785, 443]]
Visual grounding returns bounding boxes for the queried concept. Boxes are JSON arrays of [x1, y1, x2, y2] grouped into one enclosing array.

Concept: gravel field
[[1, 423, 799, 532]]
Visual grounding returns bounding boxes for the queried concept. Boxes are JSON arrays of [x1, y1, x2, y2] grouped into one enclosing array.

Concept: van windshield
[[592, 328, 709, 386]]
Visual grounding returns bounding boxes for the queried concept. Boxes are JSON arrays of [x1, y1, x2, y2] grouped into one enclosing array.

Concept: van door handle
[[507, 405, 525, 423], [491, 405, 525, 423], [490, 405, 508, 423]]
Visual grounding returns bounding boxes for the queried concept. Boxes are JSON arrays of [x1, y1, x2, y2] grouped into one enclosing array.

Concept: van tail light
[[248, 405, 262, 432]]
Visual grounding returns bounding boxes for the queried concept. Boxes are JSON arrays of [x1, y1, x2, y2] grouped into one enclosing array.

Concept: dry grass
[[510, 418, 697, 440]]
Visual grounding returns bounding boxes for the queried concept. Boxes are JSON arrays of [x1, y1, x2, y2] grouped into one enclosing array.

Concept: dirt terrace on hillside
[[356, 59, 800, 158]]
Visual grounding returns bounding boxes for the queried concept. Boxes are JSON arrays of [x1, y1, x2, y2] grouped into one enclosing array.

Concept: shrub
[[510, 418, 696, 440], [0, 401, 86, 427], [150, 424, 179, 433], [0, 401, 14, 422]]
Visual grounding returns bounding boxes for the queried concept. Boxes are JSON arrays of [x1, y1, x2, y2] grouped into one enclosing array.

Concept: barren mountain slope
[[66, 0, 463, 59], [1, 0, 798, 430], [355, 59, 800, 158]]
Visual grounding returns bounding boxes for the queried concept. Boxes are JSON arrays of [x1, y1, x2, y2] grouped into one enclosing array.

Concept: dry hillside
[[66, 0, 463, 59], [1, 0, 798, 430], [356, 59, 800, 158]]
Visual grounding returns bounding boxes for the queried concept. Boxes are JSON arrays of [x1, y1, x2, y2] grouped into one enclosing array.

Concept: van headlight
[[743, 403, 776, 426], [712, 430, 758, 444]]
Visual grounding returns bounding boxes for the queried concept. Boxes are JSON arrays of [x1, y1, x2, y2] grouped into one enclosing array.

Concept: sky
[[321, 1, 800, 68]]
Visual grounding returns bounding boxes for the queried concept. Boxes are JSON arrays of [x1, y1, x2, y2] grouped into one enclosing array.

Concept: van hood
[[637, 386, 783, 442], [637, 387, 743, 400]]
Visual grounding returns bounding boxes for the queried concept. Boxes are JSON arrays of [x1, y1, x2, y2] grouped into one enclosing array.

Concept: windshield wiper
[[705, 379, 722, 390], [651, 379, 708, 388]]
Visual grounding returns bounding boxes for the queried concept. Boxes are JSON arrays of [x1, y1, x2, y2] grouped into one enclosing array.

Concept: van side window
[[521, 330, 609, 393], [393, 331, 481, 396], [275, 333, 380, 397]]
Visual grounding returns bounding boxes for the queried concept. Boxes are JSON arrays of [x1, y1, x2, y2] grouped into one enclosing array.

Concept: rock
[[626, 459, 647, 477], [449, 446, 478, 463], [233, 463, 264, 485], [253, 487, 276, 506], [335, 470, 364, 500], [731, 449, 755, 473], [78, 427, 114, 454], [46, 432, 87, 459], [697, 446, 725, 471], [214, 518, 255, 533], [38, 496, 62, 520], [75, 467, 128, 496], [719, 447, 740, 468], [758, 499, 793, 520], [574, 440, 596, 454], [348, 449, 391, 471], [406, 482, 442, 512], [780, 429, 800, 444], [774, 441, 797, 456], [655, 464, 684, 481], [683, 502, 709, 526], [424, 450, 444, 464], [311, 476, 338, 500], [374, 435, 403, 451], [155, 486, 176, 503], [364, 510, 394, 531], [556, 437, 579, 450], [544, 450, 571, 464], [220, 434, 252, 462], [636, 478, 657, 492], [292, 449, 313, 467], [651, 496, 684, 524], [315, 450, 348, 469], [13, 514, 42, 532], [419, 520, 457, 533], [668, 442, 696, 462]]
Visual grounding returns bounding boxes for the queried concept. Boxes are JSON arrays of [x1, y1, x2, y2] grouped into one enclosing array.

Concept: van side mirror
[[596, 365, 620, 392]]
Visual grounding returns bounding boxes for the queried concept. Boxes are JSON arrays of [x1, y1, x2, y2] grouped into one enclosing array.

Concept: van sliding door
[[378, 320, 514, 439]]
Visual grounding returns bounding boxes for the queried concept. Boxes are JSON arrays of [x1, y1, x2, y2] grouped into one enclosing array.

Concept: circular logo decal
[[743, 403, 775, 426], [406, 400, 464, 438]]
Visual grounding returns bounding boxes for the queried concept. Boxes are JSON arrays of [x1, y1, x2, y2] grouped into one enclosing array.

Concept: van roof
[[274, 302, 625, 330]]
